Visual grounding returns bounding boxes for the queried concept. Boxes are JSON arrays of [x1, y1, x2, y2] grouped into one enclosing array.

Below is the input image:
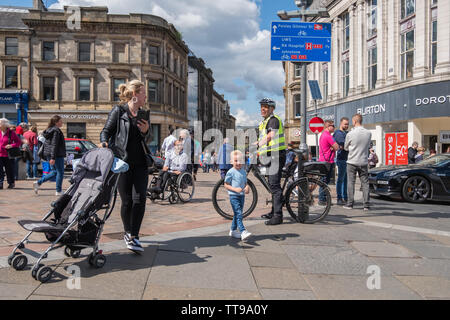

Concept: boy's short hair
[[230, 150, 243, 161], [417, 147, 425, 152], [352, 113, 363, 124]]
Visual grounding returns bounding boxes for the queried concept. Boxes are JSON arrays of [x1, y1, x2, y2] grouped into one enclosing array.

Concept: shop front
[[0, 90, 29, 125], [305, 80, 450, 164]]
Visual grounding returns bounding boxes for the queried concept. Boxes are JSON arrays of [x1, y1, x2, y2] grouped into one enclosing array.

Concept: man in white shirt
[[161, 126, 177, 159], [343, 114, 372, 211]]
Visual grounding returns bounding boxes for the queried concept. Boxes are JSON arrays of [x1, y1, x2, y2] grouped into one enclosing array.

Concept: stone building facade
[[284, 0, 450, 162], [0, 2, 189, 153]]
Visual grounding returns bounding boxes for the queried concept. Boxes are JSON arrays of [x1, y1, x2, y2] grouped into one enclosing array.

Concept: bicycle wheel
[[177, 172, 195, 202], [285, 177, 331, 224], [212, 178, 258, 220]]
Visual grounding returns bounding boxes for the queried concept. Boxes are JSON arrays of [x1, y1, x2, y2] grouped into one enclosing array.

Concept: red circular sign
[[309, 117, 324, 134]]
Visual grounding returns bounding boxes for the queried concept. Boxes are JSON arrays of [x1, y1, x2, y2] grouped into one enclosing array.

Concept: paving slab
[[246, 251, 296, 269], [33, 260, 152, 300], [350, 241, 419, 258], [282, 244, 374, 275], [251, 267, 310, 290], [395, 276, 450, 299], [143, 284, 261, 300], [371, 257, 450, 278], [259, 289, 316, 300], [148, 251, 257, 291], [394, 240, 450, 260], [425, 234, 450, 246], [303, 274, 422, 300], [0, 283, 38, 300]]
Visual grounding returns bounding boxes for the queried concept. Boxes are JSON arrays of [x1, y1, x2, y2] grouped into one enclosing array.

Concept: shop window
[[6, 37, 18, 56], [294, 94, 300, 117], [5, 66, 18, 88], [401, 0, 415, 20], [78, 78, 91, 101], [67, 123, 86, 139], [401, 30, 414, 80], [113, 78, 126, 102], [43, 77, 55, 101], [79, 42, 91, 62], [148, 80, 159, 103], [368, 47, 377, 90], [43, 41, 55, 61], [149, 45, 159, 65]]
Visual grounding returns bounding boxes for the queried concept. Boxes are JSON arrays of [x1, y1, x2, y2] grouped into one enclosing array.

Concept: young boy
[[224, 150, 251, 241]]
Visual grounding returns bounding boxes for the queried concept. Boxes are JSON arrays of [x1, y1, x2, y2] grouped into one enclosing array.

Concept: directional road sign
[[309, 117, 325, 134], [271, 21, 331, 62]]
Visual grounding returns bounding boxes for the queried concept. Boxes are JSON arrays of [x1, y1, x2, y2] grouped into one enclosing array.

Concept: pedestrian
[[13, 124, 25, 180], [415, 147, 426, 163], [408, 141, 419, 164], [368, 147, 379, 169], [318, 120, 339, 206], [224, 150, 251, 241], [201, 151, 206, 172], [213, 152, 218, 172], [0, 118, 21, 189], [31, 126, 41, 178], [161, 126, 177, 159], [333, 117, 349, 205], [205, 151, 211, 173], [218, 138, 234, 179], [256, 98, 286, 225], [99, 79, 151, 253], [22, 123, 38, 179], [190, 128, 202, 180], [343, 114, 372, 211], [33, 115, 66, 196]]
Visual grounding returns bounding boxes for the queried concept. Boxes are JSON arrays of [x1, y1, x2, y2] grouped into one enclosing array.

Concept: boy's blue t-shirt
[[224, 167, 247, 196]]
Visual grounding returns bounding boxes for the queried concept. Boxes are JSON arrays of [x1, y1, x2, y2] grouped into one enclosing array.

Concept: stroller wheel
[[11, 254, 28, 271], [8, 252, 20, 266], [31, 264, 43, 279], [93, 254, 106, 268], [36, 265, 53, 283]]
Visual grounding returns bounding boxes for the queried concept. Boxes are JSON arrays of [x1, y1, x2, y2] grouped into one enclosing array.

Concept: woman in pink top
[[318, 120, 339, 204], [0, 118, 21, 189]]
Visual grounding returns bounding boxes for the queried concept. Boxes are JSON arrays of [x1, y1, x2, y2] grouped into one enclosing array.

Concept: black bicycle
[[211, 150, 332, 224]]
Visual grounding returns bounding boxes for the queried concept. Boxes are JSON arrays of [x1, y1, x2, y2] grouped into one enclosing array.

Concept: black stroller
[[8, 148, 125, 283]]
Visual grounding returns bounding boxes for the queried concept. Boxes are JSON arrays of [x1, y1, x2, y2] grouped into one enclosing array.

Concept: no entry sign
[[309, 117, 324, 134]]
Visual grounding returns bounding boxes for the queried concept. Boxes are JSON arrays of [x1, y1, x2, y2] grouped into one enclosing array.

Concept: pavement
[[1, 172, 450, 300]]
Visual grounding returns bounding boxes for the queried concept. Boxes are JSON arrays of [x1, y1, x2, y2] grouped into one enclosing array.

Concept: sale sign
[[385, 132, 408, 165]]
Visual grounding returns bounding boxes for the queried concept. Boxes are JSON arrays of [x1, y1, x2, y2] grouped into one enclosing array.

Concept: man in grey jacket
[[343, 114, 372, 211]]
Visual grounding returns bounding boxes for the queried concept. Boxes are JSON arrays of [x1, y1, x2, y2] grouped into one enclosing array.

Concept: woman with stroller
[[33, 115, 66, 196], [99, 80, 151, 253]]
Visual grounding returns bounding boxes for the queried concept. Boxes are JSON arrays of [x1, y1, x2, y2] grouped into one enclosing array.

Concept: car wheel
[[402, 176, 431, 203]]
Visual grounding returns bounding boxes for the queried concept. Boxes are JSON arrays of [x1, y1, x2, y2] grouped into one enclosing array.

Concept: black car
[[369, 154, 450, 203], [65, 138, 97, 170]]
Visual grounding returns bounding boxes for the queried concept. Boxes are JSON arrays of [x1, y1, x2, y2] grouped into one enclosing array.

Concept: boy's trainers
[[229, 230, 241, 239], [241, 230, 252, 241]]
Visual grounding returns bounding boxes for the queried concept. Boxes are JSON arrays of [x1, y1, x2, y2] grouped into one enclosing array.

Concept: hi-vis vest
[[258, 114, 286, 155]]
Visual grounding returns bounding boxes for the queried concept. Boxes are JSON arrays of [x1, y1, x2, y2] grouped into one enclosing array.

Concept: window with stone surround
[[294, 93, 300, 117], [5, 66, 18, 88], [43, 77, 55, 101], [78, 78, 91, 101], [322, 63, 328, 103], [113, 43, 126, 63], [149, 45, 159, 65], [368, 46, 377, 89], [148, 80, 159, 103], [43, 41, 55, 61], [113, 78, 126, 101], [367, 0, 377, 38], [342, 12, 350, 52], [5, 37, 18, 56], [79, 42, 91, 62], [294, 64, 301, 78], [431, 3, 437, 74], [401, 0, 415, 20], [400, 29, 414, 80], [342, 59, 349, 97]]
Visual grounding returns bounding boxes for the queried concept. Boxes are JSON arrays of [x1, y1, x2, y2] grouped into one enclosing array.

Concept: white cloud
[[50, 0, 285, 105], [232, 108, 260, 127]]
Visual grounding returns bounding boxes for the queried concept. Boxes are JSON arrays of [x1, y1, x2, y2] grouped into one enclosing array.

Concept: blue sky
[[2, 0, 302, 126]]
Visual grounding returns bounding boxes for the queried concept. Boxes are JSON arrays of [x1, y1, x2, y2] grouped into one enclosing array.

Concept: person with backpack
[[33, 115, 66, 196], [368, 147, 379, 169]]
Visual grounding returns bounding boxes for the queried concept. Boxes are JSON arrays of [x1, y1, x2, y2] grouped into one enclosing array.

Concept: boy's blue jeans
[[336, 160, 348, 201], [37, 157, 65, 192], [230, 194, 246, 232]]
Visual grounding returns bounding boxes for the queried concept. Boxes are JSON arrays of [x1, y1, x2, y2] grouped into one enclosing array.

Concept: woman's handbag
[[6, 131, 22, 160]]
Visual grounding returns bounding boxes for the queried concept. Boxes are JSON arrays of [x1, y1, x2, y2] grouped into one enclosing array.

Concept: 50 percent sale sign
[[385, 132, 408, 165]]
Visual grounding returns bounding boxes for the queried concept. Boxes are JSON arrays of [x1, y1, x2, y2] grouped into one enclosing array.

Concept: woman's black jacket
[[100, 104, 152, 160], [43, 126, 66, 160]]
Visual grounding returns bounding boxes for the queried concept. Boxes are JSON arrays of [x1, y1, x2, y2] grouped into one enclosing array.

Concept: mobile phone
[[136, 109, 149, 123]]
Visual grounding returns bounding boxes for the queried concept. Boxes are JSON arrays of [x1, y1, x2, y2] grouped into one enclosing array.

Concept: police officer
[[255, 98, 286, 225]]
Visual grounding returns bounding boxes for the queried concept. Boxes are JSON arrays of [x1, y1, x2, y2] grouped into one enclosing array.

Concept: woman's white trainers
[[33, 181, 39, 194], [229, 230, 241, 239], [241, 230, 252, 241]]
